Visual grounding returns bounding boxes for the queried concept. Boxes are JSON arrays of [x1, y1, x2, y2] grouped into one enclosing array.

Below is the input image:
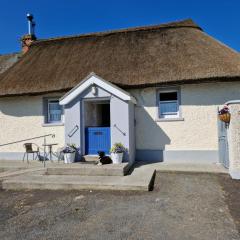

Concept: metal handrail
[[0, 134, 55, 147], [113, 124, 126, 136], [68, 125, 79, 137], [0, 134, 55, 167]]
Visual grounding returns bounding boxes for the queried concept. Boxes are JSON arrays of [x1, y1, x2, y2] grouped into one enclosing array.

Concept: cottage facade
[[0, 19, 240, 164]]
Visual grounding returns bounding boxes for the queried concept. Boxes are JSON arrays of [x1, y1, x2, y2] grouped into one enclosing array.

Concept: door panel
[[85, 127, 110, 155]]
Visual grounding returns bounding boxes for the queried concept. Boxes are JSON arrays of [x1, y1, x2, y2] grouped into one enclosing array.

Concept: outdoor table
[[42, 143, 58, 161]]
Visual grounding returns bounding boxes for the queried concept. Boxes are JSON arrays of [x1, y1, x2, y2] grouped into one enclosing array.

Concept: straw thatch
[[0, 19, 240, 97], [0, 53, 19, 74]]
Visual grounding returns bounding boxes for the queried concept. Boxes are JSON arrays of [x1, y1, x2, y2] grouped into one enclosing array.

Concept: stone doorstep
[[0, 160, 132, 176], [1, 168, 155, 191], [81, 155, 99, 162], [46, 162, 131, 176]]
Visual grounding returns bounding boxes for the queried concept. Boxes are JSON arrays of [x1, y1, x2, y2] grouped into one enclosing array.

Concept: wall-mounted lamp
[[92, 85, 97, 95]]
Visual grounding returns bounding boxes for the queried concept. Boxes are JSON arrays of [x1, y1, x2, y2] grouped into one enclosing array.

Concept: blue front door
[[85, 127, 111, 155]]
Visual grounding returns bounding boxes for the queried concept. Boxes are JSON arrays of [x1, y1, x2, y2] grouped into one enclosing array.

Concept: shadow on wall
[[132, 83, 240, 108], [0, 95, 65, 117], [135, 106, 171, 162], [0, 97, 44, 117]]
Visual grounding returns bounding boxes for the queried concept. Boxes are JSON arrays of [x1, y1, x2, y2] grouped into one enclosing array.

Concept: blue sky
[[0, 0, 239, 54]]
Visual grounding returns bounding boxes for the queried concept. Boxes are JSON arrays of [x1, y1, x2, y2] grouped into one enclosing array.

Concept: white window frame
[[47, 98, 63, 124], [156, 88, 183, 121]]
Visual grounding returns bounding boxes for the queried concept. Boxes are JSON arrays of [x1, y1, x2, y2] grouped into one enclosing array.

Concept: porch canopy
[[60, 73, 136, 163]]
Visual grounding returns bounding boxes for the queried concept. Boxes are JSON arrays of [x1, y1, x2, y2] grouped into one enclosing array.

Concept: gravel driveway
[[0, 172, 240, 240]]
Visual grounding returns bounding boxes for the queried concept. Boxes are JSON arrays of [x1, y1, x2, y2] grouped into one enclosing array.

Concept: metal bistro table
[[42, 143, 58, 162]]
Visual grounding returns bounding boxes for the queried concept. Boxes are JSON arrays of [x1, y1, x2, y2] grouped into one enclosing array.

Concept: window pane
[[48, 101, 62, 122], [49, 102, 61, 111], [160, 92, 177, 101], [160, 101, 178, 115]]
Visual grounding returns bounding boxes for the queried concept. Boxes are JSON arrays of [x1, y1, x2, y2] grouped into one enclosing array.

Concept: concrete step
[[2, 168, 155, 191], [0, 168, 25, 173], [46, 162, 131, 176], [0, 160, 43, 168], [0, 167, 44, 179]]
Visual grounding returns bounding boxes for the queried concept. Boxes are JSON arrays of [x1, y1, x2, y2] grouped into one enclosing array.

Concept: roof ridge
[[32, 18, 202, 45]]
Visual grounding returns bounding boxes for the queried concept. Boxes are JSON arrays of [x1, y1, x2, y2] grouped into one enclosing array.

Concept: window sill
[[42, 122, 64, 127], [155, 117, 184, 122]]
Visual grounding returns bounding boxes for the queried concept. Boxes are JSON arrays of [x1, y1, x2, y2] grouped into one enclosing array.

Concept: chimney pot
[[21, 34, 36, 54]]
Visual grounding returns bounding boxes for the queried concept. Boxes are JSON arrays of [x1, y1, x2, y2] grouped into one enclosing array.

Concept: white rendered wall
[[0, 94, 65, 154], [226, 102, 240, 179], [1, 82, 240, 161], [129, 82, 240, 152]]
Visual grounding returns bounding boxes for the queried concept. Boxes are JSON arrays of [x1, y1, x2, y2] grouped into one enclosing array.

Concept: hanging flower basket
[[218, 105, 231, 123]]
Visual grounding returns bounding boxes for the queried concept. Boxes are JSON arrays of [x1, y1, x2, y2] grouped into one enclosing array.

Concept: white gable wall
[[60, 74, 136, 105]]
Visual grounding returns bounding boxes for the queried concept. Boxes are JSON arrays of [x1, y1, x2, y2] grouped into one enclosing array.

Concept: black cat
[[97, 151, 112, 165]]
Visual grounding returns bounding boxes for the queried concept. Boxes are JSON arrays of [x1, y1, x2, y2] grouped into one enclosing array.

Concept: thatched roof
[[0, 19, 240, 97], [0, 53, 19, 74]]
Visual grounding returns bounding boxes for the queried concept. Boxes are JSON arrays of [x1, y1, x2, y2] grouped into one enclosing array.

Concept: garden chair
[[23, 143, 40, 163]]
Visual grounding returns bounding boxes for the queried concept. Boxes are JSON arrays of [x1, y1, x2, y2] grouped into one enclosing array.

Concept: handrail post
[[43, 136, 46, 168]]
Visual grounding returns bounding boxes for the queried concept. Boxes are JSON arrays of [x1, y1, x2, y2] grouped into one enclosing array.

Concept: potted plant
[[218, 105, 231, 123], [63, 144, 76, 164], [110, 143, 125, 164]]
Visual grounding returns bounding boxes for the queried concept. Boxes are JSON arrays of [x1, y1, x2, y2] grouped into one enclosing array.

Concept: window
[[158, 89, 180, 119], [47, 99, 62, 123], [43, 98, 63, 125]]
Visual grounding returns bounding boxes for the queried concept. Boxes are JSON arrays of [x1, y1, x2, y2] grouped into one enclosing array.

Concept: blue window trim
[[42, 97, 64, 126], [47, 99, 62, 123], [155, 87, 183, 121]]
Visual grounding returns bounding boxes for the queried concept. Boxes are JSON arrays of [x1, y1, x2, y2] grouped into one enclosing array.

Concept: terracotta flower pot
[[219, 112, 231, 123]]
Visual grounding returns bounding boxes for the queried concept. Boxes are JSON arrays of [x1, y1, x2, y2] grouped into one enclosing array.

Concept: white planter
[[64, 152, 76, 164], [111, 152, 123, 164]]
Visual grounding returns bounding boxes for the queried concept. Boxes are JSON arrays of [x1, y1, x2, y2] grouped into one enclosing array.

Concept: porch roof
[[59, 73, 137, 105]]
